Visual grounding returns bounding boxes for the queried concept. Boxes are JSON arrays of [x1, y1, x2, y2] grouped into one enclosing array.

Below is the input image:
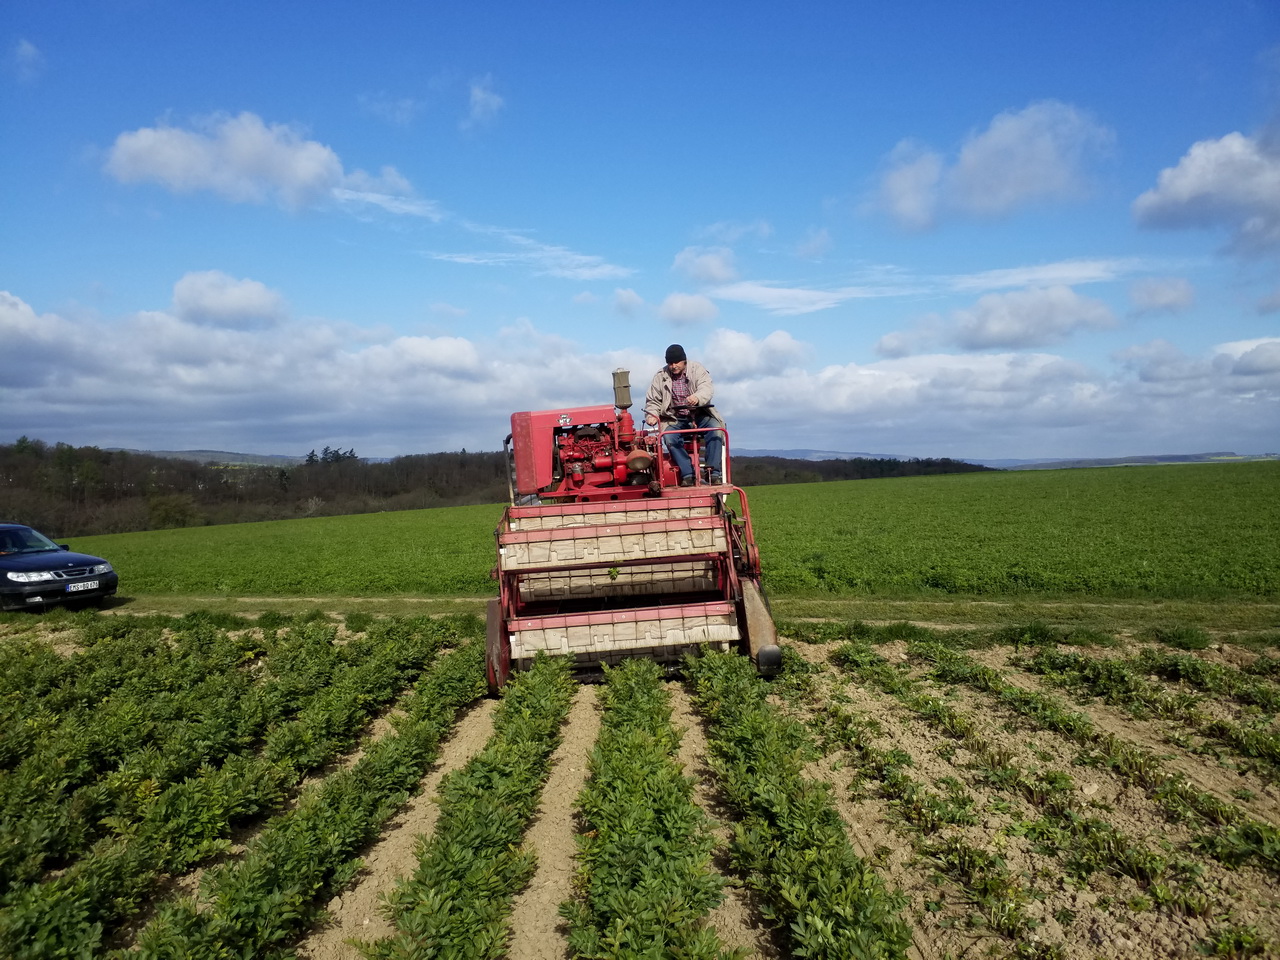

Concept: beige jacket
[[644, 360, 719, 424]]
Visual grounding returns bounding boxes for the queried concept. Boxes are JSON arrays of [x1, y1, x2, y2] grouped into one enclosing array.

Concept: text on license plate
[[66, 580, 99, 592]]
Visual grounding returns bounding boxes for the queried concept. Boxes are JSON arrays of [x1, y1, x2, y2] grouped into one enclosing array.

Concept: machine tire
[[485, 598, 512, 697]]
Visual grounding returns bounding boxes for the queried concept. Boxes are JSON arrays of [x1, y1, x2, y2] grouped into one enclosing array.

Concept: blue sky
[[3, 1, 1279, 460]]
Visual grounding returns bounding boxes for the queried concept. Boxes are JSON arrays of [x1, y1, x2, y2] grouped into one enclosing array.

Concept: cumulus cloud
[[875, 101, 1113, 230], [673, 246, 737, 285], [876, 140, 943, 230], [1129, 276, 1195, 315], [659, 293, 719, 325], [172, 271, 287, 329], [881, 286, 1117, 356], [2, 287, 1276, 459], [614, 288, 645, 316], [462, 75, 504, 129], [704, 328, 808, 379], [104, 112, 427, 214], [953, 286, 1116, 350], [1133, 131, 1280, 254]]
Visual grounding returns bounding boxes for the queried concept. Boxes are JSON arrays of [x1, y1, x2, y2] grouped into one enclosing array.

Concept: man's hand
[[687, 394, 700, 406], [646, 414, 658, 426]]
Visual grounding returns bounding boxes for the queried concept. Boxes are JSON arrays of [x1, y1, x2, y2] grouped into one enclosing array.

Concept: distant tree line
[[0, 436, 993, 537]]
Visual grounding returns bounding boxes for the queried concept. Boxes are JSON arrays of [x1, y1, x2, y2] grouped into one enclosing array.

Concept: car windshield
[[0, 527, 60, 555]]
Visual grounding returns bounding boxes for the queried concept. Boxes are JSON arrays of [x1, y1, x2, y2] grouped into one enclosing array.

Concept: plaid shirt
[[670, 372, 692, 418]]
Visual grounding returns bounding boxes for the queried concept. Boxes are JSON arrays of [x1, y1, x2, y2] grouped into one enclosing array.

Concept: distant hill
[[736, 448, 1278, 470], [110, 448, 309, 467]]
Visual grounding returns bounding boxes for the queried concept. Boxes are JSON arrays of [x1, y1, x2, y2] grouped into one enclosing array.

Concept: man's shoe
[[708, 472, 722, 484], [679, 475, 695, 487]]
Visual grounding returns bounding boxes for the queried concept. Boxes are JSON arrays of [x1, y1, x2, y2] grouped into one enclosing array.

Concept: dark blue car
[[0, 522, 118, 611]]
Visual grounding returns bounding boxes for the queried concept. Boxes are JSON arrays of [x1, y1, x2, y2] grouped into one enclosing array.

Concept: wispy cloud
[[462, 74, 504, 129], [9, 39, 44, 83], [428, 222, 633, 280], [711, 279, 908, 315], [948, 258, 1148, 292]]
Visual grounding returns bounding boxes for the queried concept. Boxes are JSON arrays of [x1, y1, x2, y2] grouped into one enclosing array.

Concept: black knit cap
[[665, 343, 686, 364]]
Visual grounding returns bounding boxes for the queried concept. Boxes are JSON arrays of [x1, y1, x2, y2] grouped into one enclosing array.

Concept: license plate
[[66, 580, 99, 592]]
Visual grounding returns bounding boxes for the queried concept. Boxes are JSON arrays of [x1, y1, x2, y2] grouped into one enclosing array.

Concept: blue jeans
[[663, 413, 725, 480]]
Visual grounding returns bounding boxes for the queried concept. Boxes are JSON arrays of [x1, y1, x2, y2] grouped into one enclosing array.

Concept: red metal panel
[[510, 405, 617, 494]]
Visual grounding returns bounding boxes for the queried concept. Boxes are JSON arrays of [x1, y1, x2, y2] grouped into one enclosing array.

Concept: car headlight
[[6, 571, 56, 583], [91, 563, 113, 575]]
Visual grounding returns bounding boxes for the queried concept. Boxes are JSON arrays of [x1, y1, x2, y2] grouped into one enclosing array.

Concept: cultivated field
[[1, 462, 1277, 959]]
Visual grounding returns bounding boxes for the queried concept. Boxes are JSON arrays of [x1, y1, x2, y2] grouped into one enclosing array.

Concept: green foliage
[[57, 460, 1280, 602], [363, 654, 575, 960], [133, 638, 486, 958], [561, 659, 736, 960], [686, 651, 911, 960]]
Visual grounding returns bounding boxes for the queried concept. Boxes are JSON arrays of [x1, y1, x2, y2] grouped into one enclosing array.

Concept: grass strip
[[560, 658, 735, 960], [129, 637, 486, 959], [685, 649, 910, 960], [360, 653, 575, 960]]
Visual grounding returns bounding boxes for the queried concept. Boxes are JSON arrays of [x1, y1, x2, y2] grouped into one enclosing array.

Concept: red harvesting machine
[[486, 368, 781, 693]]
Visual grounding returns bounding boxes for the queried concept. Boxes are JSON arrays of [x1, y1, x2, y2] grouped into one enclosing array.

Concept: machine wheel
[[741, 580, 782, 676], [485, 598, 512, 696]]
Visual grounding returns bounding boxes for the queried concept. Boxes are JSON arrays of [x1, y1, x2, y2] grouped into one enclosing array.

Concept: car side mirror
[[59, 544, 70, 551]]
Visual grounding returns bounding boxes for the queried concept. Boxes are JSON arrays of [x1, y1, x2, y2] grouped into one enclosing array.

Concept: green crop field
[[3, 461, 1279, 960], [59, 460, 1280, 605]]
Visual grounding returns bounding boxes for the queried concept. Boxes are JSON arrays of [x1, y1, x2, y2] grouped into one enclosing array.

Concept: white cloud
[[711, 280, 882, 315], [571, 291, 598, 305], [697, 220, 772, 243], [614, 288, 645, 316], [953, 286, 1116, 350], [105, 112, 426, 215], [432, 223, 633, 280], [796, 228, 833, 259], [462, 74, 504, 129], [10, 39, 43, 82], [950, 258, 1144, 292], [875, 101, 1113, 229], [359, 92, 424, 126], [704, 328, 808, 379], [673, 246, 737, 284], [659, 293, 719, 325], [1133, 131, 1280, 254], [875, 140, 943, 230], [172, 271, 287, 329], [1129, 276, 1195, 315], [3, 287, 1277, 459]]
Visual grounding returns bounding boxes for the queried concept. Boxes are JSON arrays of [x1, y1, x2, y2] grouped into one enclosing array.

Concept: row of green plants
[[905, 638, 1280, 878], [828, 644, 1219, 920], [130, 639, 487, 959], [685, 649, 911, 960], [360, 654, 576, 960], [0, 617, 471, 959], [561, 658, 736, 960], [1023, 648, 1280, 772], [0, 615, 439, 892], [806, 697, 1056, 955]]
